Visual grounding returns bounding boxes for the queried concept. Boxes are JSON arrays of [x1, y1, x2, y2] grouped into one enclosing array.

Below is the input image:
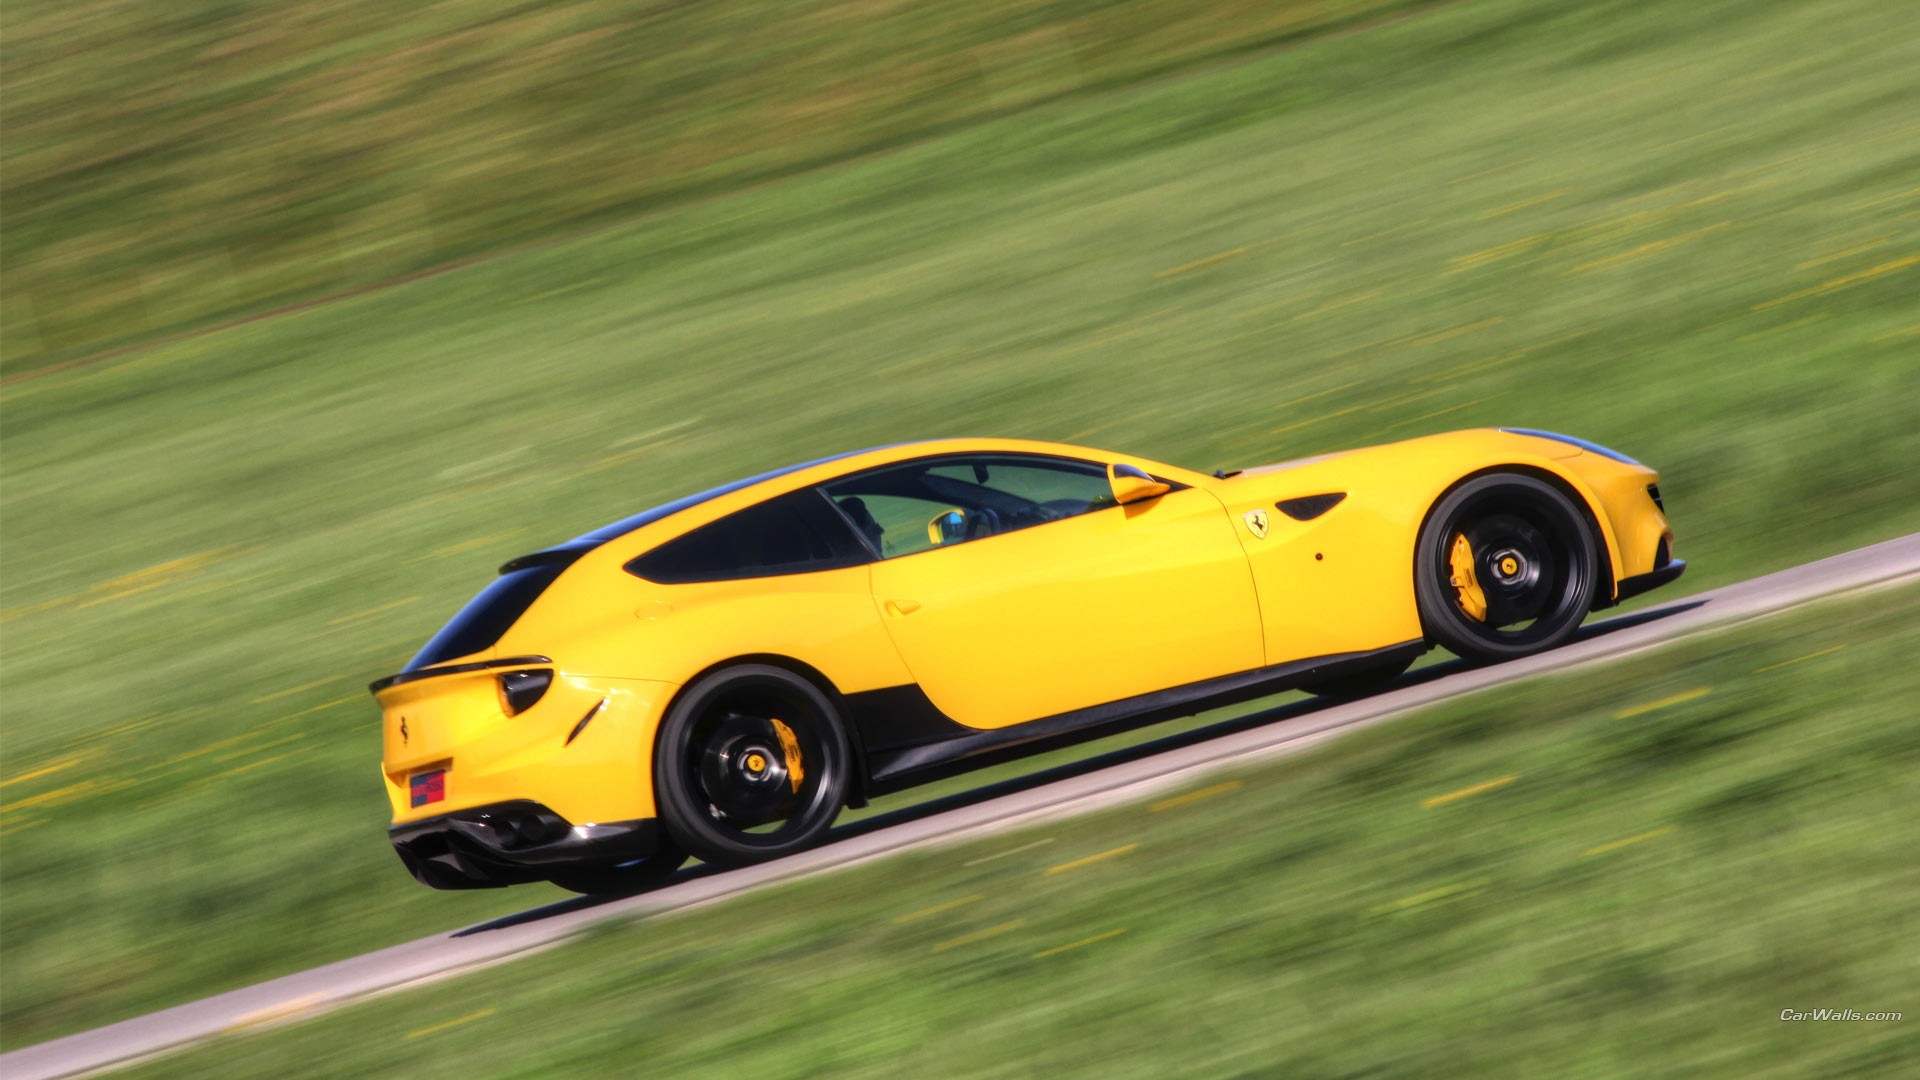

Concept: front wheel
[[652, 664, 851, 867], [1414, 473, 1599, 663]]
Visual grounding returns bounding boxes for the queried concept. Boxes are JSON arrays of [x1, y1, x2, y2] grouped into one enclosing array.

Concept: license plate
[[409, 769, 446, 808]]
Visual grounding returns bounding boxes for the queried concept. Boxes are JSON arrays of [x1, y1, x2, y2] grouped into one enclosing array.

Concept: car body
[[375, 429, 1682, 890]]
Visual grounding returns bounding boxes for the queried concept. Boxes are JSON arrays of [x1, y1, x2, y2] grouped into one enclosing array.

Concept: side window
[[823, 454, 1125, 559], [626, 489, 871, 584]]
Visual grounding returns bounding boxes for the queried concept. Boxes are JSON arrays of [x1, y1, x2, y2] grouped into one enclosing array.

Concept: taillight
[[499, 669, 552, 716]]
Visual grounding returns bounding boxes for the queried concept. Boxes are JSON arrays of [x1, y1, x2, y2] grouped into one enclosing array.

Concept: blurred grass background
[[2, 0, 1918, 1055], [0, 0, 1429, 376], [118, 586, 1920, 1078]]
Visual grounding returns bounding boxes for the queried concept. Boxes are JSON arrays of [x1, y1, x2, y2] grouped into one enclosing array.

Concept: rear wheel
[[652, 665, 850, 867], [1414, 473, 1599, 663]]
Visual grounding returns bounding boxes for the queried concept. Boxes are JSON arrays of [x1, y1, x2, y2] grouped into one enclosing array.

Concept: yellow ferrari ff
[[375, 429, 1681, 892]]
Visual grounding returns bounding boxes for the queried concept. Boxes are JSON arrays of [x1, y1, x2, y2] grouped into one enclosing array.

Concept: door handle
[[885, 599, 922, 616]]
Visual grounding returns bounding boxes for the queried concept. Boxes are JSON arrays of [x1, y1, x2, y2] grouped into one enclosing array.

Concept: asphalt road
[[8, 532, 1919, 1079]]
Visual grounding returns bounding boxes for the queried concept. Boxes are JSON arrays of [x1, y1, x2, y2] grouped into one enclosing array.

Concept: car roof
[[504, 437, 1203, 570]]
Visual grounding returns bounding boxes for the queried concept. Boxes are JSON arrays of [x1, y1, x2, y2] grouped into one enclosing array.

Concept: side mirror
[[1108, 463, 1171, 505], [927, 508, 968, 546]]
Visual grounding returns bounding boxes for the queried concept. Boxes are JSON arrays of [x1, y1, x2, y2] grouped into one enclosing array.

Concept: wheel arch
[[658, 653, 872, 809], [1410, 463, 1620, 630]]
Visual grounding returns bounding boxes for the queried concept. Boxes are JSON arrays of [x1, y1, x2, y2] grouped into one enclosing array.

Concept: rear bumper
[[389, 800, 666, 890]]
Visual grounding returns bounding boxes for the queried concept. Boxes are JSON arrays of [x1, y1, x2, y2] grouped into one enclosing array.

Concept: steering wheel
[[965, 507, 1002, 539]]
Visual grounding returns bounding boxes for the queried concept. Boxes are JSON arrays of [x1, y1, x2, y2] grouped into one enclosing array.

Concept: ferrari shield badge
[[1242, 509, 1268, 539]]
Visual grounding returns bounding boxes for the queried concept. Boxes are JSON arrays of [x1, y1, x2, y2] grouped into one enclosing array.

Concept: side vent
[[1276, 492, 1347, 521]]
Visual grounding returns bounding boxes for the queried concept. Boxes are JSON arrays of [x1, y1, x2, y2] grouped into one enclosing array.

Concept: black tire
[[549, 850, 688, 896], [1414, 473, 1599, 663], [652, 664, 851, 867], [1300, 657, 1414, 698]]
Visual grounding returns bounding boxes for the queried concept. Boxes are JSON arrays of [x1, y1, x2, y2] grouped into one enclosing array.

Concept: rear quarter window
[[406, 557, 576, 671], [627, 489, 871, 584]]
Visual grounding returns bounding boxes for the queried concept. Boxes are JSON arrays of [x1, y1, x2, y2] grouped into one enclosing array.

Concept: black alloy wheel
[[652, 664, 850, 866], [1414, 473, 1599, 663]]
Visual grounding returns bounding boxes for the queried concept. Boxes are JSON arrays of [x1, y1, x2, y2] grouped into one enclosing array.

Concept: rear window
[[405, 556, 576, 671], [627, 489, 870, 584]]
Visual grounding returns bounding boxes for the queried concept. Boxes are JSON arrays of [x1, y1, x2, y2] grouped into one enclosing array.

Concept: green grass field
[[2, 0, 1917, 1054], [0, 0, 1425, 375], [117, 585, 1920, 1079]]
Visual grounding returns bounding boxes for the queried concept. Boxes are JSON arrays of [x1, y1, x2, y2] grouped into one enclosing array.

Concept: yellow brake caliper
[[770, 718, 805, 793], [1448, 533, 1488, 622]]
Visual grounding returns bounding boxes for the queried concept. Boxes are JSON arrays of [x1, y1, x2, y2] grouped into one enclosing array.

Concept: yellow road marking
[[1371, 878, 1490, 915], [931, 919, 1025, 953], [1755, 255, 1919, 310], [1150, 780, 1242, 813], [1033, 929, 1127, 959], [405, 1008, 497, 1040], [893, 893, 986, 924], [327, 596, 419, 626], [962, 838, 1054, 866], [250, 677, 343, 705], [1584, 826, 1674, 857], [1615, 686, 1711, 719], [1422, 775, 1515, 808], [225, 992, 327, 1032], [1754, 645, 1846, 673], [1045, 843, 1137, 875], [1155, 248, 1247, 279]]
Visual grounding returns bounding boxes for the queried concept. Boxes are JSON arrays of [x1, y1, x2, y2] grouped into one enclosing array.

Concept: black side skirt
[[845, 639, 1428, 795]]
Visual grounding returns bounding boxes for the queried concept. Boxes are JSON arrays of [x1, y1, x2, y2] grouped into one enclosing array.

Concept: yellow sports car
[[375, 429, 1681, 892]]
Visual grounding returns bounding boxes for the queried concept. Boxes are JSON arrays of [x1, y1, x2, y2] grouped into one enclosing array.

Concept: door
[[823, 453, 1264, 729]]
